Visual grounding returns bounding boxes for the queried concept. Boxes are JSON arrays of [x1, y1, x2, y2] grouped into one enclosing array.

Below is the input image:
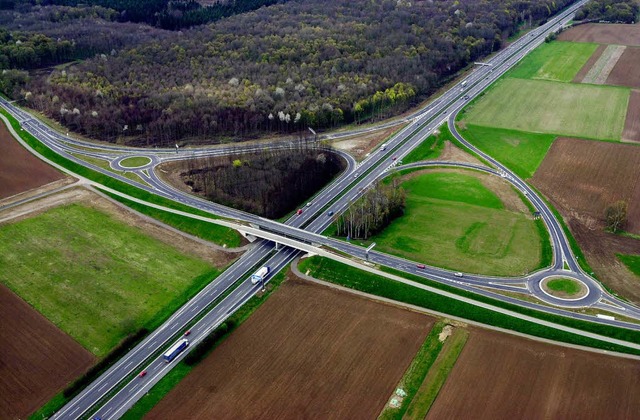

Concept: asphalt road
[[4, 1, 640, 417]]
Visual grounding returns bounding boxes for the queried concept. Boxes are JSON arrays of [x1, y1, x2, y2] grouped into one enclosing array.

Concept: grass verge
[[403, 328, 469, 418], [546, 278, 582, 295], [298, 256, 640, 354], [379, 322, 447, 419], [119, 270, 287, 419]]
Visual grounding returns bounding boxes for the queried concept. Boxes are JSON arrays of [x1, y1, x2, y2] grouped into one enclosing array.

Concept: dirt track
[[147, 276, 432, 420], [559, 23, 640, 46], [0, 284, 95, 419], [0, 121, 64, 199], [427, 328, 640, 419], [623, 90, 640, 142]]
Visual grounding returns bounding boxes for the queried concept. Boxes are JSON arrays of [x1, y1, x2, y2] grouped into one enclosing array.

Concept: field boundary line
[[291, 258, 640, 360]]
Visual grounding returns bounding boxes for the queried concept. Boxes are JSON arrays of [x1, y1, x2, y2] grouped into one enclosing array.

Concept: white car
[[454, 272, 463, 278]]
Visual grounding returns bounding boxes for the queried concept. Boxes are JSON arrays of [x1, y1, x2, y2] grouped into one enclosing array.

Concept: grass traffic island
[[541, 277, 588, 299], [119, 156, 152, 168]]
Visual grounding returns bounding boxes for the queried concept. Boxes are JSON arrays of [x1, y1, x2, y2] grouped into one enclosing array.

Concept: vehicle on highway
[[296, 209, 303, 215], [454, 272, 464, 277], [380, 143, 387, 151], [184, 330, 191, 336], [250, 266, 271, 285], [163, 339, 189, 363], [353, 172, 359, 178], [138, 370, 147, 378], [416, 264, 426, 269], [392, 156, 397, 161], [306, 202, 312, 207], [327, 211, 334, 217], [461, 80, 467, 88]]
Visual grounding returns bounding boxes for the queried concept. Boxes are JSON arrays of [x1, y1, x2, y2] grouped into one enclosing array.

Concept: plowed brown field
[[531, 137, 640, 303], [427, 329, 640, 419], [559, 23, 640, 46], [0, 284, 95, 419], [0, 121, 64, 199], [531, 137, 640, 234], [147, 277, 432, 420], [623, 90, 640, 142], [607, 47, 640, 88]]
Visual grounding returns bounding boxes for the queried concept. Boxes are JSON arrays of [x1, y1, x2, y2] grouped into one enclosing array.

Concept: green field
[[372, 171, 542, 276], [459, 124, 556, 179], [0, 204, 217, 356], [546, 278, 582, 295], [120, 156, 151, 168], [463, 78, 629, 140], [508, 41, 598, 82], [618, 254, 640, 277]]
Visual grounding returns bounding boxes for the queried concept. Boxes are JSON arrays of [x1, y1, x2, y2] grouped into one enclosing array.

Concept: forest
[[177, 144, 344, 218], [0, 0, 579, 146], [574, 0, 638, 23]]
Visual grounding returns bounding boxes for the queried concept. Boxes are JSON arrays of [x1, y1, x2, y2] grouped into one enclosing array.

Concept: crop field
[[531, 137, 640, 303], [458, 124, 556, 179], [372, 170, 541, 276], [573, 44, 606, 82], [426, 328, 640, 419], [0, 202, 217, 356], [558, 23, 640, 46], [623, 90, 640, 142], [607, 47, 640, 89], [463, 78, 629, 140], [147, 278, 432, 419], [580, 44, 626, 85], [0, 284, 95, 419], [0, 120, 65, 199], [508, 41, 597, 82], [618, 254, 640, 277]]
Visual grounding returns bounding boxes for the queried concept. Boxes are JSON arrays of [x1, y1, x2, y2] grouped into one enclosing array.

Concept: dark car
[[139, 370, 147, 378]]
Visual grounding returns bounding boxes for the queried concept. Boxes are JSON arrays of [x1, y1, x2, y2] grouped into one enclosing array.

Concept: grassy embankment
[[617, 254, 640, 277], [120, 271, 287, 420], [297, 256, 640, 354], [0, 203, 219, 357], [366, 171, 543, 276], [0, 109, 243, 248]]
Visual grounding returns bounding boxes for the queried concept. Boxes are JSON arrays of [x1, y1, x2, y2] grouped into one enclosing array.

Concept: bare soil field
[[531, 137, 640, 234], [623, 90, 640, 142], [572, 44, 606, 82], [531, 137, 640, 303], [559, 23, 640, 46], [331, 123, 405, 160], [147, 276, 432, 420], [0, 121, 65, 199], [0, 284, 95, 419], [427, 328, 640, 419], [607, 47, 640, 88]]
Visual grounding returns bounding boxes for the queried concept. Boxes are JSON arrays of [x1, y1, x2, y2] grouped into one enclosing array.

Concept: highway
[[2, 0, 640, 417]]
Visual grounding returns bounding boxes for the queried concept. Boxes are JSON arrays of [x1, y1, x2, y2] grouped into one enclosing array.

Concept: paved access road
[[3, 1, 640, 417]]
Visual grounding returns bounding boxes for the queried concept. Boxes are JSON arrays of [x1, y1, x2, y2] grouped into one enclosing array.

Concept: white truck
[[250, 266, 270, 284]]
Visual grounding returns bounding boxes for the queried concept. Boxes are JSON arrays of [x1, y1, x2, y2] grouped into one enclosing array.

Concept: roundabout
[[111, 155, 155, 171], [541, 276, 588, 300]]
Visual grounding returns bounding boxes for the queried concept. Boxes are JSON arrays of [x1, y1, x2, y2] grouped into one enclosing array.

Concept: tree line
[[334, 179, 405, 240], [179, 143, 344, 219], [575, 0, 638, 23], [1, 0, 579, 146]]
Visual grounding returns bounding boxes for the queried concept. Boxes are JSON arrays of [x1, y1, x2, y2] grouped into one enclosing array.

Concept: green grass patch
[[72, 153, 150, 186], [403, 328, 469, 418], [371, 171, 542, 276], [508, 41, 598, 82], [102, 191, 243, 248], [0, 203, 218, 356], [379, 322, 447, 419], [463, 78, 629, 141], [297, 256, 640, 354], [617, 254, 640, 277], [0, 110, 242, 248], [546, 278, 582, 295], [120, 270, 287, 419], [120, 156, 151, 168], [459, 124, 556, 179], [403, 128, 448, 164]]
